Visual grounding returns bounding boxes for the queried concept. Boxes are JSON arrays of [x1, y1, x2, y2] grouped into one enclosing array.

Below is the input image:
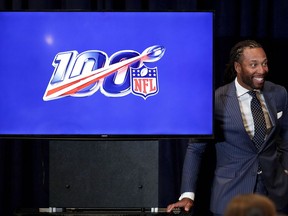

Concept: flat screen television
[[0, 11, 214, 140]]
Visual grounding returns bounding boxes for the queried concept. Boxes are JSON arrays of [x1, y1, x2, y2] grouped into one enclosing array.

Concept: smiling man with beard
[[167, 40, 288, 216]]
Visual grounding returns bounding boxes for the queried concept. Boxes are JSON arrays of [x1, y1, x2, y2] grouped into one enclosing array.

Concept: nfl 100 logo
[[43, 45, 165, 101]]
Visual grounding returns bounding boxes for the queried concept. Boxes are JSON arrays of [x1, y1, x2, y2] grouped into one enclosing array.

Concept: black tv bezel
[[0, 10, 215, 141]]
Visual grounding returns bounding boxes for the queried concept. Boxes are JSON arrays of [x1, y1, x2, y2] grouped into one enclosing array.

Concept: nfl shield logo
[[130, 64, 159, 99]]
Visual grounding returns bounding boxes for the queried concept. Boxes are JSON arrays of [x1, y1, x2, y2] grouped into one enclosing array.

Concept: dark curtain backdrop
[[1, 1, 288, 216]]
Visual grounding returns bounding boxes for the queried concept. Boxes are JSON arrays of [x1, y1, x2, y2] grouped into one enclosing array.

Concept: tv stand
[[14, 207, 188, 216], [49, 140, 159, 208]]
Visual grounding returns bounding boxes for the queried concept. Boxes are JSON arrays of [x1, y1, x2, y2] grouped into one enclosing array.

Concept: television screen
[[0, 11, 214, 139]]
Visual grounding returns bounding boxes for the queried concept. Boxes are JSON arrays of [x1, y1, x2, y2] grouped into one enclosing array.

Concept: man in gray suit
[[167, 40, 288, 216]]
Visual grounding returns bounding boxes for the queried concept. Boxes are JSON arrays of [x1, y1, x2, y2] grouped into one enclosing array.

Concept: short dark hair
[[224, 194, 277, 216], [223, 40, 263, 84]]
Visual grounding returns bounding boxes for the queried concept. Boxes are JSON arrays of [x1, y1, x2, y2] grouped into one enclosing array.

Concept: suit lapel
[[222, 82, 253, 141], [262, 84, 277, 141]]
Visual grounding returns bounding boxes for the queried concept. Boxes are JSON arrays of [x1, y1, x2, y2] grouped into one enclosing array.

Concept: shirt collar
[[235, 78, 249, 97]]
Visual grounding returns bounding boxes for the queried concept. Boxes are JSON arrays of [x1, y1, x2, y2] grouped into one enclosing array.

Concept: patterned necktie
[[248, 90, 266, 149]]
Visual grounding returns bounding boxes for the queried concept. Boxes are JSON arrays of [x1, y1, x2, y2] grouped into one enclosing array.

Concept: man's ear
[[234, 62, 240, 73]]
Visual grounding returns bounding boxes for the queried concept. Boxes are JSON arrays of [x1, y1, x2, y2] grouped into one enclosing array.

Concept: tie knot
[[248, 90, 257, 98]]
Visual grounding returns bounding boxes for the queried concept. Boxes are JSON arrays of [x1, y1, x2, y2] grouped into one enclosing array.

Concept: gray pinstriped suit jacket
[[181, 80, 288, 214]]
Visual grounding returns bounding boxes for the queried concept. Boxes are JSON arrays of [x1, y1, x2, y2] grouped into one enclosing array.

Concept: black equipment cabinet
[[49, 140, 159, 208]]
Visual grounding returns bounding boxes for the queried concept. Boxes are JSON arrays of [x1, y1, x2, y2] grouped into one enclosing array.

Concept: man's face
[[234, 47, 268, 90]]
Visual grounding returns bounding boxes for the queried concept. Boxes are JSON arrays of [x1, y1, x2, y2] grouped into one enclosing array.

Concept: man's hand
[[166, 198, 194, 213]]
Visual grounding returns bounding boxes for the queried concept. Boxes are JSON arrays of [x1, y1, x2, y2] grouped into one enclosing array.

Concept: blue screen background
[[0, 11, 213, 137]]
